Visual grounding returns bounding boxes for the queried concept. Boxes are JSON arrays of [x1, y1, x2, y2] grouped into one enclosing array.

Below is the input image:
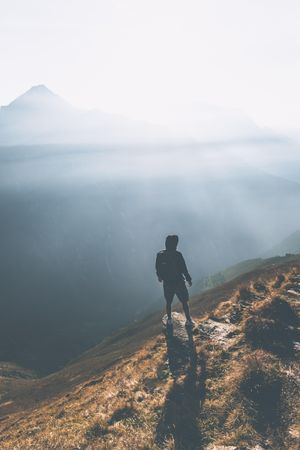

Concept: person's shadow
[[155, 323, 206, 449]]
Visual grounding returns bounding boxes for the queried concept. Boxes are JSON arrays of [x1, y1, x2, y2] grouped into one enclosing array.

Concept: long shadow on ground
[[155, 313, 206, 450]]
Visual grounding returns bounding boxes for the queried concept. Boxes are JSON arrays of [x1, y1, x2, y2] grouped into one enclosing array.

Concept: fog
[[0, 85, 273, 147], [0, 85, 174, 146], [1, 139, 300, 373]]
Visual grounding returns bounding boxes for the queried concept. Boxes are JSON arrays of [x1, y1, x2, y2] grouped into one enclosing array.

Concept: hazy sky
[[0, 0, 299, 131]]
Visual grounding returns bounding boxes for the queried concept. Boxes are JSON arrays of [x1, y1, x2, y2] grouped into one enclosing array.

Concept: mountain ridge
[[0, 85, 172, 145], [0, 254, 299, 449], [3, 85, 65, 109], [265, 228, 300, 257], [0, 85, 281, 146]]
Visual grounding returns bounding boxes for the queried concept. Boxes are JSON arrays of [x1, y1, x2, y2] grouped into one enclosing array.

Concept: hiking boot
[[185, 319, 195, 328]]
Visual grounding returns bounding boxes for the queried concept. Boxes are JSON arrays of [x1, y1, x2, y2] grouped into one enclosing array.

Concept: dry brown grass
[[0, 257, 299, 449], [0, 337, 169, 449], [195, 266, 300, 449]]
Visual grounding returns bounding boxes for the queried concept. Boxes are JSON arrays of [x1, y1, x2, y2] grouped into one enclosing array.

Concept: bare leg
[[166, 301, 172, 320], [182, 301, 191, 321]]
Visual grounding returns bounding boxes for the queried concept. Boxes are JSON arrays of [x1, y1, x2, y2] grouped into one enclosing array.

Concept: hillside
[[192, 254, 300, 293], [265, 229, 300, 257], [0, 255, 299, 449], [3, 143, 300, 376], [0, 85, 170, 146]]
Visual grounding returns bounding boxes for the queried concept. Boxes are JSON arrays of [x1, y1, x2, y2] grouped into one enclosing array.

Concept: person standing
[[155, 235, 194, 327]]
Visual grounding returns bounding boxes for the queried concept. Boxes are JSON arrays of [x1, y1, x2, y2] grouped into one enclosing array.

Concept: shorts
[[163, 279, 189, 304]]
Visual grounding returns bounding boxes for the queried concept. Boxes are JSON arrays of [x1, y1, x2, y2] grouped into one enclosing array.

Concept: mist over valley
[[1, 87, 300, 374]]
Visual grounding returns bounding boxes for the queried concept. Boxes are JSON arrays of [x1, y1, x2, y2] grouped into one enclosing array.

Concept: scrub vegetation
[[0, 256, 299, 449]]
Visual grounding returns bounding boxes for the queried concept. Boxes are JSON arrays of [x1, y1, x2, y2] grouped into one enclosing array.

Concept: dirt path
[[156, 312, 206, 449]]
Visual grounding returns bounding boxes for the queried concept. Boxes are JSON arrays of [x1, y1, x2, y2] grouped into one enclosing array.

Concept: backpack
[[156, 250, 181, 282]]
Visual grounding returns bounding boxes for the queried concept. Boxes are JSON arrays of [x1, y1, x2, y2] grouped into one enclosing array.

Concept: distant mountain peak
[[5, 84, 69, 111], [26, 84, 55, 96], [0, 85, 172, 145]]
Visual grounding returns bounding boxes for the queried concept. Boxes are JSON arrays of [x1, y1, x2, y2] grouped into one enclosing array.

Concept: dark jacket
[[155, 249, 192, 283]]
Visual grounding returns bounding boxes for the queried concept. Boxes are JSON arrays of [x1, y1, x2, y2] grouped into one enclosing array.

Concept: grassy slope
[[193, 254, 300, 293], [265, 229, 300, 257], [0, 254, 299, 449]]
